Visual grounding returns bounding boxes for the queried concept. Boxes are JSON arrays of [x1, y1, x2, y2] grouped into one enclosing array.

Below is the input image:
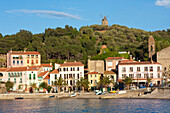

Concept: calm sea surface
[[0, 98, 169, 113]]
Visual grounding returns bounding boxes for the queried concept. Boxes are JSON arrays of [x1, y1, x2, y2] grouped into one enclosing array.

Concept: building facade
[[88, 59, 104, 73], [118, 61, 162, 85], [7, 50, 41, 68]]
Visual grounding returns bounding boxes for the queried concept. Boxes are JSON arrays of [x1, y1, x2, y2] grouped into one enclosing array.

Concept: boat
[[49, 95, 55, 98], [110, 91, 116, 93], [69, 93, 76, 97], [96, 91, 102, 95], [15, 97, 23, 99]]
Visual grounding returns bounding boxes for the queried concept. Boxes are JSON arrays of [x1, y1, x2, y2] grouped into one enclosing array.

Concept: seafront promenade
[[0, 88, 169, 100]]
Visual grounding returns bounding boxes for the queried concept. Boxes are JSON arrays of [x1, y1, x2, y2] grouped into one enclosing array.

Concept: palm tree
[[76, 77, 89, 93], [30, 83, 37, 93], [123, 77, 133, 90], [98, 76, 112, 92], [147, 77, 152, 87], [54, 77, 67, 93]]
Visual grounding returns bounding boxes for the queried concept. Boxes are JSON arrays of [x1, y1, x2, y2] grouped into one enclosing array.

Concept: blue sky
[[0, 0, 170, 35]]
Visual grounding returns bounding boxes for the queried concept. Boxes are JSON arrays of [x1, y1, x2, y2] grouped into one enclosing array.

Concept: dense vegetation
[[0, 24, 169, 67]]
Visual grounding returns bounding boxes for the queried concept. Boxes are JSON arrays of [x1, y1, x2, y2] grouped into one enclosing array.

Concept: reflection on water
[[0, 99, 169, 113]]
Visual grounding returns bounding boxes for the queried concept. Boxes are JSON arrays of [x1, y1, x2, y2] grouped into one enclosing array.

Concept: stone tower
[[148, 36, 155, 59], [102, 16, 108, 26]]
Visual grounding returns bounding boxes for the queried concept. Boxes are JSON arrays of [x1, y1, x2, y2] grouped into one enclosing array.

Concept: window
[[14, 73, 16, 77], [157, 66, 161, 72], [27, 55, 30, 58], [91, 75, 92, 77], [36, 60, 38, 64], [137, 67, 140, 72], [33, 74, 35, 80], [13, 60, 15, 65], [144, 73, 149, 78], [36, 55, 38, 58], [150, 73, 153, 78], [29, 74, 31, 80], [11, 73, 13, 77], [14, 78, 16, 83], [122, 74, 126, 79], [73, 74, 75, 78], [17, 72, 19, 77], [77, 74, 79, 79], [17, 60, 19, 65], [129, 67, 133, 72], [95, 75, 97, 77], [158, 73, 160, 78], [31, 55, 34, 58], [150, 66, 153, 71], [70, 80, 72, 85], [129, 74, 134, 78], [91, 80, 93, 84], [73, 68, 75, 71], [122, 67, 126, 72], [8, 73, 10, 77], [144, 67, 148, 71], [55, 74, 57, 79], [71, 68, 72, 71], [20, 72, 22, 77], [63, 68, 66, 71], [67, 68, 68, 71], [31, 60, 34, 64], [67, 74, 68, 79], [20, 78, 22, 83], [77, 67, 79, 71], [136, 74, 141, 78], [107, 62, 112, 66], [27, 60, 29, 64], [95, 80, 97, 84], [60, 74, 62, 78], [64, 74, 66, 79], [21, 60, 23, 65], [8, 78, 10, 81], [47, 68, 48, 71]]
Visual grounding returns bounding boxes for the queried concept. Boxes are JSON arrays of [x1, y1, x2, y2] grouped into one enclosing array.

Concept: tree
[[39, 82, 48, 89], [98, 76, 112, 92], [5, 81, 14, 92], [30, 83, 37, 93], [147, 78, 152, 87], [76, 77, 89, 93], [54, 77, 66, 93], [123, 77, 133, 90]]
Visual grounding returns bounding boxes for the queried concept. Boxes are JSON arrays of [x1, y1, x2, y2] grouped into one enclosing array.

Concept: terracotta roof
[[26, 66, 42, 71], [86, 71, 102, 74], [101, 45, 107, 49], [51, 69, 59, 74], [60, 62, 84, 67], [106, 57, 124, 60], [6, 67, 27, 72], [10, 51, 40, 55], [0, 68, 8, 72], [119, 61, 161, 65], [121, 60, 135, 63], [41, 64, 53, 67], [104, 71, 116, 74], [38, 71, 48, 77], [44, 73, 50, 79]]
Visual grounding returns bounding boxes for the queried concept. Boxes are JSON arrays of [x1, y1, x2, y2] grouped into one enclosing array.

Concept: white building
[[118, 61, 162, 85], [41, 63, 53, 72], [50, 61, 84, 91]]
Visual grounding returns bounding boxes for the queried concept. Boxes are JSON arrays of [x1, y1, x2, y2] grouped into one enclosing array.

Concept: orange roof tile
[[60, 62, 84, 67], [106, 57, 124, 60], [10, 51, 40, 55], [6, 67, 27, 72], [104, 71, 116, 74], [44, 73, 50, 79], [38, 71, 48, 77], [41, 64, 53, 67], [51, 69, 59, 74], [118, 61, 160, 65], [0, 68, 8, 72]]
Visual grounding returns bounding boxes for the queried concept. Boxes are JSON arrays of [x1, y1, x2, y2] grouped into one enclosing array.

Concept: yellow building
[[86, 71, 102, 91]]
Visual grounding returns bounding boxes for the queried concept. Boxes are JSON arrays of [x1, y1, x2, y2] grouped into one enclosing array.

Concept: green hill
[[0, 24, 169, 66]]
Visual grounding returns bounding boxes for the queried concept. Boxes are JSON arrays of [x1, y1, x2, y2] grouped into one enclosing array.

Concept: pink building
[[7, 50, 41, 68]]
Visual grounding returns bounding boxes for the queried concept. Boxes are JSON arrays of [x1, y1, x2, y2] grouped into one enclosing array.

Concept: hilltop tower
[[102, 16, 108, 26], [148, 36, 155, 59]]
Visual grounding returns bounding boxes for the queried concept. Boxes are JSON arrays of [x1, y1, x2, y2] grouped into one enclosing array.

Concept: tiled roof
[[44, 73, 50, 79], [41, 64, 53, 67], [119, 61, 160, 65], [0, 68, 8, 72], [38, 71, 48, 77], [86, 71, 102, 74], [6, 67, 27, 72], [51, 69, 59, 74], [10, 51, 40, 55], [121, 60, 135, 63], [106, 57, 124, 60], [104, 71, 116, 74], [60, 62, 84, 67], [26, 66, 42, 71]]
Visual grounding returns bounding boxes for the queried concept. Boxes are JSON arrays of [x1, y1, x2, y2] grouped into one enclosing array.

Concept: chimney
[[130, 55, 132, 60]]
